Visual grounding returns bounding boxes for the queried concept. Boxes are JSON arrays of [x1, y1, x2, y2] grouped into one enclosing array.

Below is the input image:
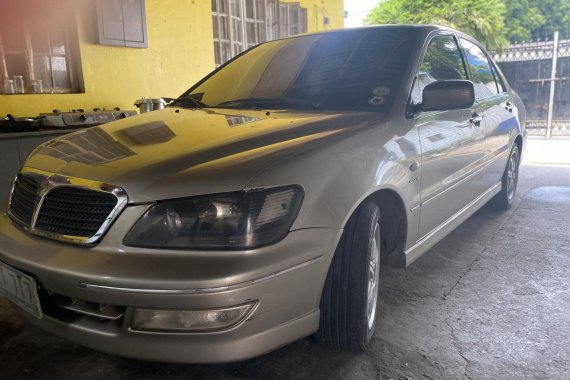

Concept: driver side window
[[410, 35, 468, 106]]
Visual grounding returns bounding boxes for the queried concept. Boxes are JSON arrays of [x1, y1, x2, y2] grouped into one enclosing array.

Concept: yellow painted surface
[[294, 0, 345, 31], [0, 0, 344, 116]]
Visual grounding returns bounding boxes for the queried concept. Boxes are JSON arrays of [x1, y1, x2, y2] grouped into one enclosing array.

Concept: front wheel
[[490, 144, 520, 210], [315, 200, 381, 351]]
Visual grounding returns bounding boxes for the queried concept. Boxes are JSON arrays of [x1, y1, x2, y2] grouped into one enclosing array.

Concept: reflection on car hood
[[25, 108, 385, 202]]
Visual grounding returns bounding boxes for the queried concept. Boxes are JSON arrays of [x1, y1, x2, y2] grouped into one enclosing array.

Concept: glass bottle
[[3, 79, 15, 94], [32, 79, 43, 94], [13, 75, 25, 94]]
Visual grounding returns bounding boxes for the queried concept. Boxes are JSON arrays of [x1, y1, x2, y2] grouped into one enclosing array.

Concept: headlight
[[124, 185, 303, 249]]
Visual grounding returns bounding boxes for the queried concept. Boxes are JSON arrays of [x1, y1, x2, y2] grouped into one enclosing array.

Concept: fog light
[[131, 302, 256, 332]]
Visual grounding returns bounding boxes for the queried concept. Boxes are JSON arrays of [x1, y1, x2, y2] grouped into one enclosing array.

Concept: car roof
[[297, 24, 455, 37], [282, 24, 480, 49]]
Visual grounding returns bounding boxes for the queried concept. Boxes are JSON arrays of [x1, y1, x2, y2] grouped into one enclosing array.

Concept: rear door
[[412, 33, 487, 239], [459, 38, 514, 188]]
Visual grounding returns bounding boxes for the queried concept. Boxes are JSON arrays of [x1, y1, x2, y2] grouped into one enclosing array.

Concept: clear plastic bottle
[[13, 75, 25, 94]]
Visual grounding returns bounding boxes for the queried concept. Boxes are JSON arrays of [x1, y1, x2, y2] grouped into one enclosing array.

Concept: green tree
[[503, 0, 544, 42], [504, 0, 570, 42], [364, 0, 508, 48]]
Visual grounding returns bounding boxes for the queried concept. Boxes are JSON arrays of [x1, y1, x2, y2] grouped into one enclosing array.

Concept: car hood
[[24, 107, 386, 202]]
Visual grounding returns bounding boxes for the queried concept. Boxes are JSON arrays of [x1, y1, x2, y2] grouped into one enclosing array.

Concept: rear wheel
[[315, 200, 381, 351], [490, 144, 520, 210]]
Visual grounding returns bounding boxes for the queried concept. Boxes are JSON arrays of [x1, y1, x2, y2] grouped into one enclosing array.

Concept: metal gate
[[493, 32, 570, 138]]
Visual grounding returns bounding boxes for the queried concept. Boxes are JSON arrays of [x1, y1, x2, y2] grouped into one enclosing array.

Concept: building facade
[[0, 0, 344, 116]]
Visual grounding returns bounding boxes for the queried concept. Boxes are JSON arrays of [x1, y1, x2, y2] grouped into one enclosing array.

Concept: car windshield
[[177, 27, 420, 112]]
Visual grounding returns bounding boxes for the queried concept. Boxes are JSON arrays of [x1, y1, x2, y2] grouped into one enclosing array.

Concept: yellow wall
[[0, 0, 344, 116], [295, 0, 345, 31]]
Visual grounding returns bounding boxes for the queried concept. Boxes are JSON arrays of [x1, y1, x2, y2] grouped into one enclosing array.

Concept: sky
[[344, 0, 380, 28]]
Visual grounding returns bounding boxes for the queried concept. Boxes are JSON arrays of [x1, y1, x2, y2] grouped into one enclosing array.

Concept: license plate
[[0, 261, 43, 319]]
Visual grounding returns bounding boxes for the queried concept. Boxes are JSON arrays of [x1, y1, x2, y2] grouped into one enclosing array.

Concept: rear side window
[[490, 61, 506, 93], [460, 38, 499, 99], [410, 34, 467, 105]]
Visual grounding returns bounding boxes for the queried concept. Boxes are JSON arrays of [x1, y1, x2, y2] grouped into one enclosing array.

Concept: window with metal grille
[[0, 0, 83, 94], [212, 0, 307, 66], [280, 2, 308, 37]]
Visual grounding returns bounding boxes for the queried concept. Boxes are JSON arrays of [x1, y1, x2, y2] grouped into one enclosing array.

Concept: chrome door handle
[[470, 112, 483, 126], [505, 101, 514, 112]]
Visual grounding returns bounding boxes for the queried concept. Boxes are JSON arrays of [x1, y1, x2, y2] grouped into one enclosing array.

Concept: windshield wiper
[[169, 96, 208, 109], [215, 97, 321, 110]]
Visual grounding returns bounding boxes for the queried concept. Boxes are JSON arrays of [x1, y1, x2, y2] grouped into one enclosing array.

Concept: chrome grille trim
[[58, 298, 126, 321], [8, 173, 39, 226], [7, 167, 128, 245]]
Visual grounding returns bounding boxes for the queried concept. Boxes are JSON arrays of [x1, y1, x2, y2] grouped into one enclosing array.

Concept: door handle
[[505, 101, 514, 112], [470, 112, 483, 126]]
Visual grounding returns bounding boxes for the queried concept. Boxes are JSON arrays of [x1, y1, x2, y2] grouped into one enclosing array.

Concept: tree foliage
[[364, 0, 507, 48], [502, 0, 545, 42], [520, 0, 570, 41], [364, 0, 570, 47]]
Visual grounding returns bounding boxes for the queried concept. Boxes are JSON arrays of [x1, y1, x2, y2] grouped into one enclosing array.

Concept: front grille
[[35, 187, 118, 237], [9, 174, 39, 226], [8, 171, 126, 244]]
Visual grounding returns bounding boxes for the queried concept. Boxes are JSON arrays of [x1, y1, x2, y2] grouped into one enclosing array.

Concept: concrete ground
[[523, 137, 570, 166], [1, 143, 569, 379]]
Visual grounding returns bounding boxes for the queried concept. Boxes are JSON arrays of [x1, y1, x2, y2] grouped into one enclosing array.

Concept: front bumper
[[0, 207, 341, 363]]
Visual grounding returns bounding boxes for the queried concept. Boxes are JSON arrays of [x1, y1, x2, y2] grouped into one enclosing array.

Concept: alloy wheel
[[366, 223, 381, 336]]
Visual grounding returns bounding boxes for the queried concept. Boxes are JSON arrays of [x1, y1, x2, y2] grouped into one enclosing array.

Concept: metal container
[[0, 114, 44, 133], [134, 98, 167, 113], [41, 109, 138, 128]]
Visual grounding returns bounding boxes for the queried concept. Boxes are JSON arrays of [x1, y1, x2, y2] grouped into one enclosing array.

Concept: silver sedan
[[0, 25, 525, 363]]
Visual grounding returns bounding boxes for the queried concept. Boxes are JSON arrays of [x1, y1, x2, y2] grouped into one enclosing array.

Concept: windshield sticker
[[225, 115, 260, 127], [368, 96, 385, 106], [372, 86, 391, 97]]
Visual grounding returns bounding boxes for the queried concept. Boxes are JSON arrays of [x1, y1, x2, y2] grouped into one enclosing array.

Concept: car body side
[[247, 26, 525, 263]]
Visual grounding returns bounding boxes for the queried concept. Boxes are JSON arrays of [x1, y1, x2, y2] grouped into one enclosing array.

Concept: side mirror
[[422, 80, 475, 112]]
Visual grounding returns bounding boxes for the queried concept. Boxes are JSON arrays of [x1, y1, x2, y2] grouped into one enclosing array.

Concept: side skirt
[[404, 182, 502, 266]]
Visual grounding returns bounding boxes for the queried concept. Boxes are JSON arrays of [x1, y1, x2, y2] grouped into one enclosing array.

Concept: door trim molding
[[422, 149, 508, 207], [405, 181, 502, 266]]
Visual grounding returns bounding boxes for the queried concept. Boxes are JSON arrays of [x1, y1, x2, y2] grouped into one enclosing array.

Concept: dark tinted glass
[[460, 38, 499, 99], [411, 34, 467, 105], [490, 61, 506, 93], [185, 28, 419, 112]]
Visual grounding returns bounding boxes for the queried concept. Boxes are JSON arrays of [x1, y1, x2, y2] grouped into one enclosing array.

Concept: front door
[[411, 33, 487, 239], [460, 38, 514, 188]]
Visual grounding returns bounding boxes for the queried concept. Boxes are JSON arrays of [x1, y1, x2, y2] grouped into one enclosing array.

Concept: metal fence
[[493, 32, 570, 138]]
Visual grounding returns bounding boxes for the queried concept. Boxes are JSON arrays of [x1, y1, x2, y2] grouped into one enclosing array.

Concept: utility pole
[[546, 31, 559, 139]]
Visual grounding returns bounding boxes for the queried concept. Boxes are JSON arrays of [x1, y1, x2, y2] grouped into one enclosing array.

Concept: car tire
[[315, 199, 381, 351], [490, 144, 520, 210]]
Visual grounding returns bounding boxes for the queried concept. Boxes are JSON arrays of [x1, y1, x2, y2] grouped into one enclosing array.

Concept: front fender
[[246, 117, 422, 250]]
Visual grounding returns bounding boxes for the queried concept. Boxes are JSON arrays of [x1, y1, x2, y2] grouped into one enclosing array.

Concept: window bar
[[215, 0, 222, 65], [46, 27, 57, 92], [252, 0, 255, 45], [24, 31, 36, 89], [228, 0, 236, 58], [64, 25, 78, 93], [0, 33, 8, 83]]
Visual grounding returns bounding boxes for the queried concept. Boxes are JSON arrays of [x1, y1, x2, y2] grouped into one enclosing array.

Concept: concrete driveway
[[1, 148, 569, 379]]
